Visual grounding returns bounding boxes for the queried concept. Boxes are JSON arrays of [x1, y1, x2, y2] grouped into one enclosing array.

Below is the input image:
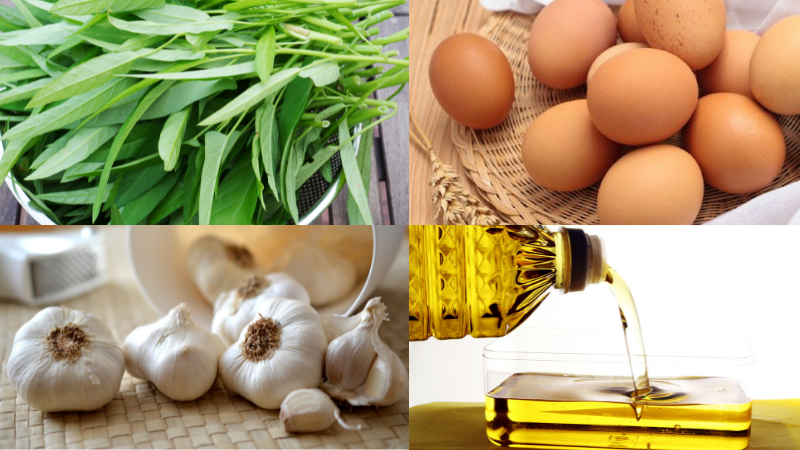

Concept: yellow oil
[[409, 226, 559, 341], [485, 374, 751, 449]]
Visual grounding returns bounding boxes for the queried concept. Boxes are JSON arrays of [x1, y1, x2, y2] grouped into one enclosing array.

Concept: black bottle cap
[[565, 228, 588, 292]]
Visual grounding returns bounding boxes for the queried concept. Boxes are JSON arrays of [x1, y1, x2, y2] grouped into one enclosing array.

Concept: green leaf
[[123, 61, 254, 80], [107, 13, 235, 35], [251, 130, 264, 209], [18, 47, 65, 78], [347, 125, 373, 224], [338, 119, 372, 225], [115, 163, 168, 207], [92, 80, 175, 221], [254, 25, 274, 84], [0, 135, 37, 183], [0, 68, 47, 84], [199, 67, 300, 126], [182, 145, 201, 223], [117, 34, 165, 52], [198, 130, 225, 225], [158, 105, 191, 171], [211, 149, 258, 224], [32, 133, 71, 169], [0, 5, 27, 27], [0, 77, 52, 106], [132, 4, 208, 23], [186, 30, 217, 51], [299, 60, 339, 87], [26, 125, 120, 180], [256, 101, 280, 199], [28, 50, 145, 108], [109, 204, 123, 224], [38, 186, 110, 204], [10, 0, 42, 28], [141, 78, 236, 120], [51, 0, 165, 16], [277, 76, 311, 222], [3, 77, 136, 142], [120, 169, 178, 223], [148, 174, 183, 224], [143, 49, 204, 61]]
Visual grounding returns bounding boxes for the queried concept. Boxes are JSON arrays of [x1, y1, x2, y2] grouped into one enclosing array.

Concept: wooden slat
[[0, 183, 21, 225], [375, 15, 410, 225], [409, 0, 492, 225]]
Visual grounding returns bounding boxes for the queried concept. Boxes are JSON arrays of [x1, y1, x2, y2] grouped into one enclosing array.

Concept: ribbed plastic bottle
[[409, 226, 607, 341]]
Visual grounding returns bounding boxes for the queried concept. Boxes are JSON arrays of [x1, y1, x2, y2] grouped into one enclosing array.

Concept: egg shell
[[587, 48, 698, 146], [751, 15, 800, 115], [429, 33, 515, 129], [618, 0, 647, 44], [587, 42, 648, 84], [634, 0, 726, 70], [686, 93, 785, 195], [697, 30, 759, 100], [527, 0, 617, 90], [521, 100, 622, 192], [598, 145, 704, 225]]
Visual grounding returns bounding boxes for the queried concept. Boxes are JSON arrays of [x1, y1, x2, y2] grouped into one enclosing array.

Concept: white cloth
[[479, 0, 800, 225]]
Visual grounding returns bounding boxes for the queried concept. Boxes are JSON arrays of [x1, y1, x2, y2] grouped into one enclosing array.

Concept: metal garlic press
[[0, 227, 107, 305]]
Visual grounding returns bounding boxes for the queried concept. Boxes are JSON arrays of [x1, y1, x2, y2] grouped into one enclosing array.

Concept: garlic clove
[[280, 243, 357, 307], [122, 303, 225, 402], [7, 306, 125, 412], [320, 298, 408, 407], [321, 313, 361, 343], [218, 297, 328, 409], [279, 389, 360, 433], [211, 273, 310, 346], [187, 236, 266, 304], [324, 298, 385, 390]]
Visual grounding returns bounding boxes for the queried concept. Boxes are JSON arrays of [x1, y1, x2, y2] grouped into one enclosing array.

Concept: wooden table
[[0, 3, 409, 225], [410, 0, 491, 225]]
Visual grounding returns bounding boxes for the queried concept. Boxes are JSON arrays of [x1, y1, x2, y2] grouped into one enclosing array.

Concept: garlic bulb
[[7, 306, 125, 412], [187, 236, 266, 304], [322, 298, 408, 407], [280, 389, 360, 433], [212, 273, 310, 347], [122, 303, 225, 401], [219, 297, 328, 409], [281, 243, 357, 307]]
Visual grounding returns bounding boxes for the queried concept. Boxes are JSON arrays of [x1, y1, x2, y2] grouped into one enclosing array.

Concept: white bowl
[[126, 226, 404, 329]]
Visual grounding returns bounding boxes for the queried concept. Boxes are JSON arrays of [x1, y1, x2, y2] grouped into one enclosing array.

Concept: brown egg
[[634, 0, 726, 70], [587, 42, 648, 84], [528, 0, 617, 90], [686, 93, 785, 194], [587, 48, 698, 146], [521, 100, 622, 192], [598, 145, 704, 225], [429, 33, 515, 129], [618, 0, 646, 44], [697, 30, 759, 99], [751, 15, 800, 115]]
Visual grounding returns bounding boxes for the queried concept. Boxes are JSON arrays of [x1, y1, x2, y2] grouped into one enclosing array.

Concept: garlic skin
[[187, 236, 266, 304], [281, 243, 357, 307], [123, 303, 225, 402], [219, 298, 327, 409], [7, 306, 125, 412], [322, 298, 409, 407], [280, 389, 360, 433], [212, 273, 310, 347]]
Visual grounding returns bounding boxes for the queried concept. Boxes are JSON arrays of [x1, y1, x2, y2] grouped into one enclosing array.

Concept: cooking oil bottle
[[409, 225, 606, 340]]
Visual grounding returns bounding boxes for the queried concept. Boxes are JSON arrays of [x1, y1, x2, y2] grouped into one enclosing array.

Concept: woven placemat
[[452, 11, 800, 225], [0, 228, 409, 450]]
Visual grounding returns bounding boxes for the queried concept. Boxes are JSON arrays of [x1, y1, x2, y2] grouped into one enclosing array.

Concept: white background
[[410, 226, 800, 407]]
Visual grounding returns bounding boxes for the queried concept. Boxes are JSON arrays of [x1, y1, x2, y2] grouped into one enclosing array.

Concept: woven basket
[[452, 12, 800, 225]]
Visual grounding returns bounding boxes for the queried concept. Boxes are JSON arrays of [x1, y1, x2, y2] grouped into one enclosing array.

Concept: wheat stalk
[[410, 115, 501, 225]]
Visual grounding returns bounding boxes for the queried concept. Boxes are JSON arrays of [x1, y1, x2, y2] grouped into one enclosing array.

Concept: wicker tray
[[0, 228, 409, 449], [452, 12, 800, 225]]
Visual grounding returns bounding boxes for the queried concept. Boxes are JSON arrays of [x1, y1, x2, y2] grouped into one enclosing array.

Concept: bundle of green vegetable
[[0, 0, 408, 224]]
